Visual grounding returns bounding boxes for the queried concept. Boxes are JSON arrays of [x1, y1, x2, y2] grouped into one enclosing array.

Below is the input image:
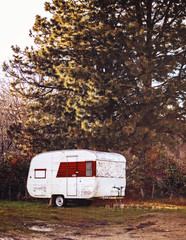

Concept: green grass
[[0, 200, 185, 233]]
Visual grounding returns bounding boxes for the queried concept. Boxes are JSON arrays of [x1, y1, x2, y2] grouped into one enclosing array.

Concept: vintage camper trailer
[[27, 149, 126, 207]]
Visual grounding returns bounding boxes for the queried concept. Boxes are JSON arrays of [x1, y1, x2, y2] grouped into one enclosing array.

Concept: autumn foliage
[[1, 0, 186, 200], [0, 153, 30, 200], [126, 147, 185, 199]]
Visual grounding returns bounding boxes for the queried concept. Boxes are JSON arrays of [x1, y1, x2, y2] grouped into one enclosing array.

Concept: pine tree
[[4, 0, 186, 156]]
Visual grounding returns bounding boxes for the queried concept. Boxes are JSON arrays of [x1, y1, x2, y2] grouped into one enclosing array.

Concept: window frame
[[86, 161, 93, 177], [34, 169, 46, 179]]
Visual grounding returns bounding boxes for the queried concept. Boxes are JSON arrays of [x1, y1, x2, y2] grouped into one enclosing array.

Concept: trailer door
[[66, 155, 78, 196]]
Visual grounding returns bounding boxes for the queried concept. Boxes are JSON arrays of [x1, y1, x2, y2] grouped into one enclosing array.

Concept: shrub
[[0, 152, 30, 200], [126, 148, 185, 199]]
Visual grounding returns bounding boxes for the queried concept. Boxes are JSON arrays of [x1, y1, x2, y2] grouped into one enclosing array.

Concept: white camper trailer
[[27, 149, 126, 207]]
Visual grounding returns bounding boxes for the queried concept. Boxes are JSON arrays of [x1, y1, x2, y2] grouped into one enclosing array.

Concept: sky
[[0, 0, 50, 79]]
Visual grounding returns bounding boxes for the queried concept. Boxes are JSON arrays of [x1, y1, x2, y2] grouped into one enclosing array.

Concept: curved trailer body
[[27, 149, 126, 206]]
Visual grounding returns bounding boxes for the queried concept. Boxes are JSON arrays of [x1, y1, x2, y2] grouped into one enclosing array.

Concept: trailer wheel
[[54, 195, 65, 207]]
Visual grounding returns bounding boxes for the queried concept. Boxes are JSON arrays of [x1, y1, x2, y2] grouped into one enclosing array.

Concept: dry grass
[[0, 199, 185, 233]]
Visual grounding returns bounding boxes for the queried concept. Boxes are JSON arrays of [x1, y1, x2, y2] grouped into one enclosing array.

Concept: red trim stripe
[[56, 161, 96, 177]]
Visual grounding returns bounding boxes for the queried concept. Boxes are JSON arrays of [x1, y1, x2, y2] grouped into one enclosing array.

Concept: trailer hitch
[[113, 186, 123, 196]]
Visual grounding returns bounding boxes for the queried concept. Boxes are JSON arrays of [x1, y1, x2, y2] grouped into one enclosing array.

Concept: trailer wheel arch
[[53, 195, 66, 207]]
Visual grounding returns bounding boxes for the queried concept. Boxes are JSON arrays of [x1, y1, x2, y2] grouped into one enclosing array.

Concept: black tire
[[54, 195, 65, 207]]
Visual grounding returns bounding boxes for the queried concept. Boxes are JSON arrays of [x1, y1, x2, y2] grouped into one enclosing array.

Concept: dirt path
[[0, 211, 185, 240]]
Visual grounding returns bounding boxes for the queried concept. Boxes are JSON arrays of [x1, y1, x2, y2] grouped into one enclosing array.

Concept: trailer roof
[[62, 149, 125, 162], [32, 149, 126, 163], [90, 150, 126, 162]]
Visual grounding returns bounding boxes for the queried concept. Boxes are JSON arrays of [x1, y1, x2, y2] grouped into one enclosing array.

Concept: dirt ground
[[0, 211, 185, 240]]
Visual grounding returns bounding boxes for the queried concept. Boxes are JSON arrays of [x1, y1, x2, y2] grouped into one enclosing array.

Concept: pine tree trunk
[[8, 185, 11, 200], [140, 188, 145, 198], [151, 183, 155, 199]]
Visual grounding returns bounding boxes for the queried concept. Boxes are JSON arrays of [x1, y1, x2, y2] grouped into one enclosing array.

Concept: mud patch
[[125, 221, 155, 232], [136, 221, 155, 229], [0, 209, 185, 240], [0, 236, 19, 240], [88, 234, 112, 238]]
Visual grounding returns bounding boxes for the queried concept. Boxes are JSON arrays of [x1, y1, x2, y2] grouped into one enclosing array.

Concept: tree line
[[1, 0, 185, 200]]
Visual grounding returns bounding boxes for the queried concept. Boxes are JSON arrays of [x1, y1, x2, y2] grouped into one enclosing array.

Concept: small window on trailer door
[[86, 162, 93, 176]]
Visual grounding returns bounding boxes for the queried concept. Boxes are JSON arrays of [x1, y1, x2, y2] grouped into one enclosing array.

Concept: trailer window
[[86, 162, 92, 176], [96, 161, 125, 178], [34, 169, 46, 179]]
